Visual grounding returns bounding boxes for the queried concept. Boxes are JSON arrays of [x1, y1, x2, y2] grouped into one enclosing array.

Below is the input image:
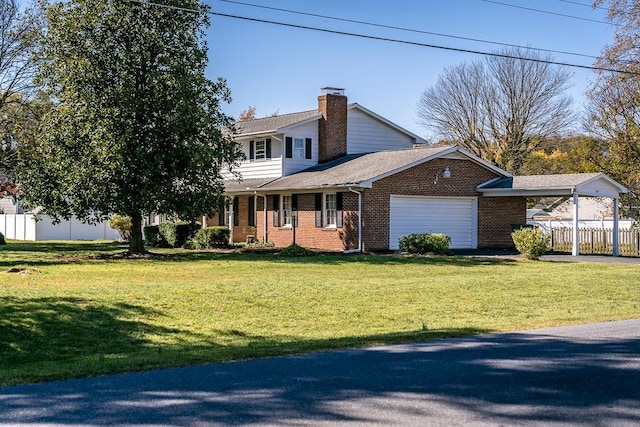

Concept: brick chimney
[[318, 87, 347, 163]]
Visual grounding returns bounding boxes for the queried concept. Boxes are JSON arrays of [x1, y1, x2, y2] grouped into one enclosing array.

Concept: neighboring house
[[214, 88, 627, 253], [529, 197, 617, 221], [527, 197, 634, 231]]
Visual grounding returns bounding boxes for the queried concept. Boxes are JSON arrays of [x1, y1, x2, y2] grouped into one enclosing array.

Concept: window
[[294, 138, 304, 158], [285, 137, 312, 159], [282, 195, 292, 226], [250, 139, 271, 161], [325, 194, 337, 227], [254, 140, 266, 160]]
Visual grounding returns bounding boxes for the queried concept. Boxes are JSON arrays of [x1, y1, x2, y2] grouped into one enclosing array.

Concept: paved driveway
[[1, 319, 639, 426]]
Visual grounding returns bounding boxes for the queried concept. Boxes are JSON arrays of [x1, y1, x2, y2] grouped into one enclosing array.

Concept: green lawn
[[1, 240, 639, 386]]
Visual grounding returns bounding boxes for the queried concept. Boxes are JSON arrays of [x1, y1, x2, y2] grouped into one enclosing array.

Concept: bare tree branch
[[417, 47, 576, 173]]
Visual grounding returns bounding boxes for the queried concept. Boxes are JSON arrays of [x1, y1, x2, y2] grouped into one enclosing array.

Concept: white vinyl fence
[[0, 214, 120, 241], [529, 219, 634, 231]]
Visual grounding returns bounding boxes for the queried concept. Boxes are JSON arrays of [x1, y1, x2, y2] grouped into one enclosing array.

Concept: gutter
[[343, 187, 363, 254]]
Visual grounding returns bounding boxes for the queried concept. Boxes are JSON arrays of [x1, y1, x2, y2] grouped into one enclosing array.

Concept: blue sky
[[205, 0, 615, 138]]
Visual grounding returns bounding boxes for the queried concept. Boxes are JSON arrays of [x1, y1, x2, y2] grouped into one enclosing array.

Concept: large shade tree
[[18, 0, 243, 253], [585, 0, 640, 213], [0, 0, 42, 192], [417, 48, 575, 174]]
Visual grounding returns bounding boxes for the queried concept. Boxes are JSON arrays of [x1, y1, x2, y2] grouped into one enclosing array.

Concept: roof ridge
[[237, 108, 319, 124]]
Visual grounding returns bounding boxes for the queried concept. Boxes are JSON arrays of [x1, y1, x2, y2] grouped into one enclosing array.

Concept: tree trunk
[[128, 211, 146, 254]]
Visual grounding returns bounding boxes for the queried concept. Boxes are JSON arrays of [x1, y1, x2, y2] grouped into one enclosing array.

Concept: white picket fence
[[0, 213, 120, 241]]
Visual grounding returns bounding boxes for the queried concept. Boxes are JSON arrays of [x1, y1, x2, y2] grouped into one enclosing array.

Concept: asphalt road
[[1, 319, 639, 426]]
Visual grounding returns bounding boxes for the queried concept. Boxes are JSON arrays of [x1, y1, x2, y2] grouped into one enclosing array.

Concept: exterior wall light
[[434, 166, 452, 184]]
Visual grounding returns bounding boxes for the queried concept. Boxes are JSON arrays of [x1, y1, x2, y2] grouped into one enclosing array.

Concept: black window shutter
[[285, 137, 293, 159], [233, 197, 239, 227], [292, 194, 298, 210], [249, 140, 255, 161], [248, 196, 255, 227], [266, 138, 272, 159], [305, 138, 312, 159], [218, 198, 225, 226], [336, 192, 343, 228], [272, 194, 280, 227], [315, 193, 322, 228]]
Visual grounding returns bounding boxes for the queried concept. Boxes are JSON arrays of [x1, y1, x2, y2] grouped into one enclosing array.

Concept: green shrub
[[108, 214, 132, 242], [511, 227, 551, 260], [398, 233, 452, 255], [158, 221, 194, 248], [143, 225, 166, 247], [191, 226, 230, 249], [0, 232, 5, 245]]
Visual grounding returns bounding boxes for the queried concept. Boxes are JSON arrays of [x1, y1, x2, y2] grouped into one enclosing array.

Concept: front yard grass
[[1, 240, 639, 385]]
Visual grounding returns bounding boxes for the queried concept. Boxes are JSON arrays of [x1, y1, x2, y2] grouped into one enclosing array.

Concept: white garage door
[[389, 196, 478, 250]]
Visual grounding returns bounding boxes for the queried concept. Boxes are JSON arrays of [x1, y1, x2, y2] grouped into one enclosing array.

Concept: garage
[[389, 196, 478, 250]]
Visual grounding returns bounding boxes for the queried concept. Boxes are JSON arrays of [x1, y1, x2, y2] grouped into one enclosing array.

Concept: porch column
[[572, 192, 579, 256], [227, 196, 234, 244], [613, 197, 620, 257]]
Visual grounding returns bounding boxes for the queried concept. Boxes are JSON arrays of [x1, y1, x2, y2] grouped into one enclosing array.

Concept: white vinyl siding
[[283, 121, 318, 176], [347, 108, 415, 154], [389, 196, 478, 250], [222, 137, 283, 179]]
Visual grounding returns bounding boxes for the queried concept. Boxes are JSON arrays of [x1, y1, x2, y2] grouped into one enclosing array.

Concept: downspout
[[255, 192, 268, 243], [344, 187, 362, 254]]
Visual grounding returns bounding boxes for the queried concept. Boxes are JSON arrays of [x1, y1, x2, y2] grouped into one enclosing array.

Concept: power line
[[217, 0, 602, 62], [479, 0, 620, 26], [556, 0, 606, 11], [126, 0, 639, 76]]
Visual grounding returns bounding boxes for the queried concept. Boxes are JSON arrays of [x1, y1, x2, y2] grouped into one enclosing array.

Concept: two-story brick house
[[214, 88, 626, 254]]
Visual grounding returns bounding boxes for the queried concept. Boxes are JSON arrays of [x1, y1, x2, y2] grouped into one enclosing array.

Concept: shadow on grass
[[0, 240, 521, 268], [2, 319, 639, 426], [0, 295, 489, 386], [0, 297, 193, 366], [0, 240, 125, 268]]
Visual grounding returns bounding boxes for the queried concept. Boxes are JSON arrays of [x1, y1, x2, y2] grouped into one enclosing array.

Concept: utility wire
[[217, 0, 602, 62], [556, 0, 608, 12], [480, 0, 620, 26], [126, 0, 639, 76]]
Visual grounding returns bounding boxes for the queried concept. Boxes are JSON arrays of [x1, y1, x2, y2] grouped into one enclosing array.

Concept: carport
[[478, 173, 629, 256]]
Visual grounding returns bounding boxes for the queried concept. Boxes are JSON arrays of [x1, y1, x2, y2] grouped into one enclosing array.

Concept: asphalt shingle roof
[[235, 110, 321, 136], [479, 173, 603, 190], [225, 145, 455, 192]]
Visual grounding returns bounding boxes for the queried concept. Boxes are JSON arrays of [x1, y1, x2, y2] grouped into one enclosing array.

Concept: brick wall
[[318, 93, 347, 163], [360, 158, 525, 251], [231, 195, 257, 244], [254, 192, 358, 251], [478, 197, 526, 248], [230, 159, 526, 252]]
